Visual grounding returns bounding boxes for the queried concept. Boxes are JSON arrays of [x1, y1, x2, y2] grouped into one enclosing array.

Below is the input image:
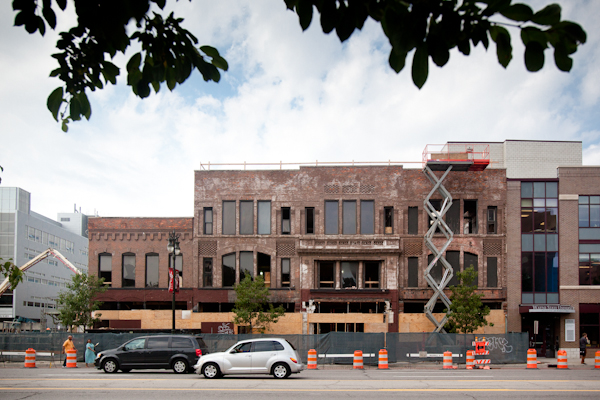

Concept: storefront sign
[[529, 304, 574, 313]]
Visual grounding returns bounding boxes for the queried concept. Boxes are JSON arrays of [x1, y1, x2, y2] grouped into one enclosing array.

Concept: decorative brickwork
[[324, 184, 340, 193], [404, 240, 423, 256], [342, 184, 359, 194], [276, 241, 296, 256], [483, 240, 503, 255], [199, 241, 217, 256], [360, 184, 375, 194]]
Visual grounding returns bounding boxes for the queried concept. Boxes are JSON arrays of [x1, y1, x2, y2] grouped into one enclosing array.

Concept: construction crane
[[0, 248, 82, 295]]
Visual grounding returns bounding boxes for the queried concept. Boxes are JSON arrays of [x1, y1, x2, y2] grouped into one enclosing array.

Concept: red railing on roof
[[423, 144, 490, 171]]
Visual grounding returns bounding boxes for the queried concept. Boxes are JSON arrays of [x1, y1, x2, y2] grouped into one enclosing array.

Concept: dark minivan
[[95, 335, 208, 373]]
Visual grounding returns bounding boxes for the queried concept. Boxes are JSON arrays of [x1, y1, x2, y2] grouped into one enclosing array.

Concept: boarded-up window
[[408, 257, 419, 287], [222, 201, 236, 235], [325, 201, 338, 235], [343, 200, 357, 234], [487, 257, 498, 287], [240, 201, 253, 235], [408, 206, 418, 235]]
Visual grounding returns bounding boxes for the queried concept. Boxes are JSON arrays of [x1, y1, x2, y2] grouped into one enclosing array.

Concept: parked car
[[194, 338, 304, 379], [95, 335, 208, 374]]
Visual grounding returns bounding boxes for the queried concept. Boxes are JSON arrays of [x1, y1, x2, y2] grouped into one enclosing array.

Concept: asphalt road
[[0, 367, 599, 399]]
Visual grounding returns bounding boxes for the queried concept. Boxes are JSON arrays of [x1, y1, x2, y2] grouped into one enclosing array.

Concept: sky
[[1, 0, 599, 219]]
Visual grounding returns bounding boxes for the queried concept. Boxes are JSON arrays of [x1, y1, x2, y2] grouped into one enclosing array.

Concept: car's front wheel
[[172, 359, 189, 374], [102, 359, 119, 373], [201, 362, 221, 379], [272, 362, 290, 379]]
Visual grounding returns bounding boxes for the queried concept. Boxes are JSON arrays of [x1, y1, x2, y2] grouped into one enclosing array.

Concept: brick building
[[89, 155, 507, 335], [87, 140, 600, 353]]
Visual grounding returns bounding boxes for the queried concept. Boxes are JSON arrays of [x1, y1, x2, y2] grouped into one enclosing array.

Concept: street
[[0, 367, 599, 399]]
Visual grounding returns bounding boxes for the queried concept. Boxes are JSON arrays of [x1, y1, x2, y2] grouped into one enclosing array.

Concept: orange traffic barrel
[[24, 348, 36, 368], [353, 350, 363, 369], [527, 349, 537, 369], [466, 350, 474, 370], [557, 350, 568, 369], [307, 349, 317, 370], [596, 351, 600, 369], [442, 351, 452, 369], [378, 349, 388, 369], [66, 349, 77, 368]]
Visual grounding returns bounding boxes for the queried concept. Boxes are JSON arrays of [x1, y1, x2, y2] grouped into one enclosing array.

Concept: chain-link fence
[[0, 332, 527, 365]]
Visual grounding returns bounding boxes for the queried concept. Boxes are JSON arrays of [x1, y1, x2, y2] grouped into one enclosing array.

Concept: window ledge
[[560, 285, 600, 290]]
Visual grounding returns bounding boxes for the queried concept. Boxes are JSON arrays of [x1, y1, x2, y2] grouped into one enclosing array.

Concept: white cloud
[[1, 0, 599, 218]]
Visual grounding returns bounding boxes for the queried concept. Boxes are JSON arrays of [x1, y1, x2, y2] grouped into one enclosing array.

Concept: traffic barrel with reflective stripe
[[596, 351, 600, 369], [24, 348, 36, 368], [378, 349, 388, 369], [527, 349, 537, 369], [466, 350, 474, 370], [557, 350, 568, 369], [442, 351, 453, 369], [66, 349, 77, 368], [353, 350, 363, 369], [307, 349, 317, 369]]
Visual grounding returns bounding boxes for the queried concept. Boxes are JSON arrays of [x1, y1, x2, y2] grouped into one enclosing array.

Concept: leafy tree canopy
[[232, 275, 285, 333], [55, 273, 107, 332], [443, 266, 493, 334], [13, 1, 585, 131]]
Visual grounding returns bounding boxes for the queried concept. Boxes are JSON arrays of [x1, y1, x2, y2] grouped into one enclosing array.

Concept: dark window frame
[[121, 253, 136, 288], [203, 207, 213, 235], [281, 207, 291, 235]]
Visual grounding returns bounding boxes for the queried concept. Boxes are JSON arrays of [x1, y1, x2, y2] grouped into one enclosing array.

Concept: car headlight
[[96, 353, 102, 359]]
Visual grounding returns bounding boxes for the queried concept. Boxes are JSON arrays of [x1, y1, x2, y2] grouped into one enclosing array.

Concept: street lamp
[[167, 230, 181, 333]]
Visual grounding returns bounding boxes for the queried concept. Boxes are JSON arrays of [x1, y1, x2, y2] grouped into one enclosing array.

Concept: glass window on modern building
[[521, 181, 559, 304], [579, 195, 600, 285]]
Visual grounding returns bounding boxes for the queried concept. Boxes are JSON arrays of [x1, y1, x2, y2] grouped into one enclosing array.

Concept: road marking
[[1, 388, 599, 392]]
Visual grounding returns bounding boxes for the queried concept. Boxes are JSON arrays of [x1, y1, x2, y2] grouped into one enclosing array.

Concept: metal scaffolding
[[423, 165, 455, 333]]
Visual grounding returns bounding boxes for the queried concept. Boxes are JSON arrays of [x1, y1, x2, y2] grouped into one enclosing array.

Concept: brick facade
[[89, 165, 507, 334]]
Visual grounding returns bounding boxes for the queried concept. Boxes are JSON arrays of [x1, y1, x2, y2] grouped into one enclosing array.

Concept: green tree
[[232, 275, 285, 333], [443, 266, 493, 334], [55, 273, 107, 332], [12, 1, 585, 130]]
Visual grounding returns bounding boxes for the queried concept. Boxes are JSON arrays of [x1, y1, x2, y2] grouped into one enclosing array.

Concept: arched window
[[99, 253, 112, 287], [145, 253, 159, 288], [122, 253, 135, 287]]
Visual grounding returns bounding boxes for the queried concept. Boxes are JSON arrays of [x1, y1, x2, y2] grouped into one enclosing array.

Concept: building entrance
[[522, 314, 558, 358]]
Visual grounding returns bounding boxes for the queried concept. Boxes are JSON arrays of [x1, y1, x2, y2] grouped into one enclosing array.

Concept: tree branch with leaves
[[55, 273, 107, 332], [443, 266, 493, 334], [232, 275, 285, 334], [12, 1, 585, 130]]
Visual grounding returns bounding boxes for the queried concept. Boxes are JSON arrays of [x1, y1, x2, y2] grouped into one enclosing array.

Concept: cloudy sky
[[1, 0, 599, 219]]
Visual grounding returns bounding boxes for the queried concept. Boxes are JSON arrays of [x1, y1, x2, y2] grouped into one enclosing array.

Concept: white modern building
[[0, 187, 89, 328]]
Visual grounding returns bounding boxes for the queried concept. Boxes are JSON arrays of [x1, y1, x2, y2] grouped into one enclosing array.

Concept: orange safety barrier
[[66, 349, 77, 368], [527, 349, 537, 369], [596, 351, 600, 369], [307, 349, 317, 370], [466, 350, 474, 370], [378, 349, 388, 369], [24, 348, 36, 368], [557, 350, 568, 369], [353, 350, 363, 369], [442, 351, 453, 369]]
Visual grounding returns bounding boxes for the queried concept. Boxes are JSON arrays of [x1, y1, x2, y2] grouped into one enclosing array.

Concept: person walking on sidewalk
[[62, 335, 75, 367], [580, 332, 590, 364], [85, 339, 96, 367]]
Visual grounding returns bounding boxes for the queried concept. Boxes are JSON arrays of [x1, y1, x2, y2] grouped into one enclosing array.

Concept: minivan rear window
[[171, 337, 193, 348]]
